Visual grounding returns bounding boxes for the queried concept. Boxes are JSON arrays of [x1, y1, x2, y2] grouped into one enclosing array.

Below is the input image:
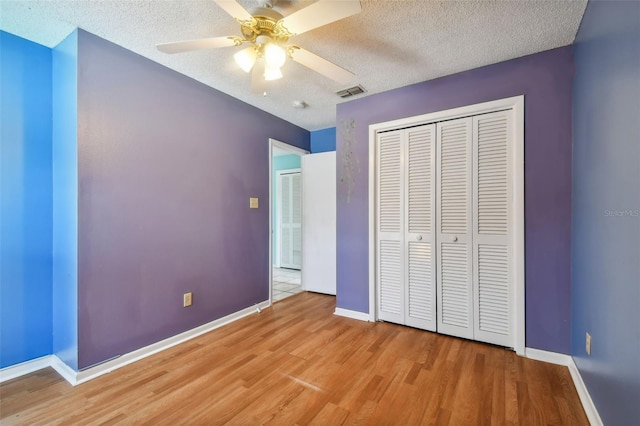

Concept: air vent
[[336, 85, 367, 98]]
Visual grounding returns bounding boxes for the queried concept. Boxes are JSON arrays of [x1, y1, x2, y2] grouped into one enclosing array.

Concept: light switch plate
[[250, 197, 259, 209]]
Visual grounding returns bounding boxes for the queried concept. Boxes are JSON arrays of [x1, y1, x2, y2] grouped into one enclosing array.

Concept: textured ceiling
[[0, 0, 587, 131]]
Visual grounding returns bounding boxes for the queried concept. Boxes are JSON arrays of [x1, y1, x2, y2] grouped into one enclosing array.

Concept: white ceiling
[[0, 0, 587, 131]]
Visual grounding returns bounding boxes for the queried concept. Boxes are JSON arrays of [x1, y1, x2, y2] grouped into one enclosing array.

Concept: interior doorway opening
[[269, 139, 309, 303]]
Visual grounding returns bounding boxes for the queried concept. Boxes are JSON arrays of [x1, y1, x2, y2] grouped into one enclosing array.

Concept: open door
[[302, 152, 337, 295]]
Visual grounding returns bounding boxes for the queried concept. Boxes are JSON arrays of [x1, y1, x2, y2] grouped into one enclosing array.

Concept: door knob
[[416, 235, 423, 241], [451, 236, 458, 242]]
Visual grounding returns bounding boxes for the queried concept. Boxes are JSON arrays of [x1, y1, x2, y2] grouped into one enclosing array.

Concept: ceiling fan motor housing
[[241, 8, 291, 44]]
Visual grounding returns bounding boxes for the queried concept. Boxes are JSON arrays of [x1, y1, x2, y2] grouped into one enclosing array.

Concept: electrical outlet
[[586, 332, 591, 355], [183, 292, 192, 307], [250, 197, 259, 209]]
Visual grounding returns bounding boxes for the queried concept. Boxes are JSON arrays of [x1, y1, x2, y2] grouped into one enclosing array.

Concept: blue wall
[[0, 31, 53, 368], [272, 154, 301, 265], [310, 127, 336, 153], [52, 30, 79, 370], [572, 1, 640, 423], [0, 28, 309, 371]]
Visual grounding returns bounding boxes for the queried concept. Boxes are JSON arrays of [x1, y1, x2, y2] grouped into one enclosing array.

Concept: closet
[[279, 172, 302, 269], [375, 99, 520, 349]]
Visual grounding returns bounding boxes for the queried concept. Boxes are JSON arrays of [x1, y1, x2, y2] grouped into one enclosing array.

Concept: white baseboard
[[525, 347, 572, 366], [0, 300, 270, 386], [75, 300, 270, 385], [50, 355, 78, 385], [334, 307, 370, 322], [0, 355, 52, 383], [568, 358, 603, 426], [525, 347, 602, 426]]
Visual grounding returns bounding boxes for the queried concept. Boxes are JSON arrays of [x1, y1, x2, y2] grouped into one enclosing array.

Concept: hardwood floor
[[1, 292, 588, 425]]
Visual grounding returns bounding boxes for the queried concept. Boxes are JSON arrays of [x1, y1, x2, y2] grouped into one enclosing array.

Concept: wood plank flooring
[[1, 292, 588, 425]]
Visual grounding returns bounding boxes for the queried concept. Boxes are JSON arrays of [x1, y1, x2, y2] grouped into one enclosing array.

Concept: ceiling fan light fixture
[[264, 65, 283, 81], [264, 42, 286, 69], [234, 46, 258, 72], [159, 0, 363, 90]]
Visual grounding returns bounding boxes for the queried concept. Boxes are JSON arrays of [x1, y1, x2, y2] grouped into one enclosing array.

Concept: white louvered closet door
[[405, 125, 437, 331], [472, 111, 513, 346], [280, 175, 292, 267], [437, 117, 474, 340], [280, 172, 302, 270], [377, 130, 405, 325]]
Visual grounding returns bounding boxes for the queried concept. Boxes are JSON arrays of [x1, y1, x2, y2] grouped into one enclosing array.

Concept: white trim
[[0, 355, 52, 383], [0, 301, 270, 386], [368, 123, 376, 322], [334, 307, 371, 322], [50, 355, 78, 385], [74, 300, 270, 385], [568, 359, 604, 426], [525, 347, 572, 366], [368, 95, 526, 354], [512, 96, 525, 355], [271, 139, 309, 156], [524, 348, 603, 426], [368, 97, 524, 134]]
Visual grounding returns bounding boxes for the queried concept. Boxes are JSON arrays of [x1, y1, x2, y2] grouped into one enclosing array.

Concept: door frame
[[269, 139, 309, 306], [367, 96, 525, 355]]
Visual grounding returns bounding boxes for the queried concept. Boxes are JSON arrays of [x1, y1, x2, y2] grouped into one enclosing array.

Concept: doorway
[[269, 139, 309, 303]]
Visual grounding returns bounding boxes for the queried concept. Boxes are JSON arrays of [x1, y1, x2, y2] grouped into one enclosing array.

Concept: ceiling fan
[[157, 0, 362, 93]]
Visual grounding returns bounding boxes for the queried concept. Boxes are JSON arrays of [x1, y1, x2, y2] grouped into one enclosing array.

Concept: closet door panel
[[377, 131, 404, 324], [280, 172, 302, 269], [405, 125, 436, 330], [440, 242, 471, 329], [437, 117, 474, 339], [280, 175, 292, 267], [379, 241, 403, 319], [473, 111, 513, 346]]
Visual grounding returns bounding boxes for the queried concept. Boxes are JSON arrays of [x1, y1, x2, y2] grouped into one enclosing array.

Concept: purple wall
[[336, 46, 573, 354], [76, 31, 309, 368], [572, 1, 640, 423]]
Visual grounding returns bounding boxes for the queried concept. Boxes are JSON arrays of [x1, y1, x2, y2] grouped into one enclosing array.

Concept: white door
[[377, 130, 405, 325], [405, 125, 437, 331], [371, 97, 523, 352], [302, 152, 336, 295], [377, 125, 437, 330], [472, 111, 513, 347], [436, 117, 474, 340], [280, 172, 302, 269]]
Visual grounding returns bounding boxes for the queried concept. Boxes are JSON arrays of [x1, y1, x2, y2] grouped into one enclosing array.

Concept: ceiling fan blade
[[251, 59, 268, 95], [290, 47, 354, 84], [157, 36, 239, 54], [213, 0, 254, 22], [278, 0, 361, 35]]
